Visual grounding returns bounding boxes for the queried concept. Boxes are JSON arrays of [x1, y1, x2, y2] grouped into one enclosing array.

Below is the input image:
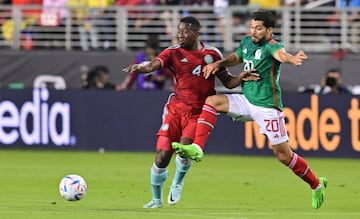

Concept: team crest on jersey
[[255, 49, 262, 60], [161, 124, 169, 131], [204, 54, 213, 64]]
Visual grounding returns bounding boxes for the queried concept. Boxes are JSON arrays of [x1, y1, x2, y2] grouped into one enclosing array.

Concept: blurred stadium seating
[[0, 4, 359, 52]]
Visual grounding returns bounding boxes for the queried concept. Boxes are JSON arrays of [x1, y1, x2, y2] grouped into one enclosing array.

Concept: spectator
[[12, 0, 43, 50], [160, 0, 181, 36], [248, 0, 280, 8], [283, 0, 308, 6], [87, 0, 115, 49], [327, 1, 359, 51], [41, 0, 69, 26], [116, 0, 161, 30], [118, 35, 173, 90], [82, 65, 117, 90], [116, 0, 163, 50], [316, 68, 352, 94], [213, 0, 229, 46], [69, 0, 114, 51], [13, 0, 43, 19], [232, 11, 250, 41], [68, 0, 94, 51], [39, 0, 69, 48]]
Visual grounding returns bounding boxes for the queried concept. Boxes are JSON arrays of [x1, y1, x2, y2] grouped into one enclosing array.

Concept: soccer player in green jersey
[[172, 9, 327, 209]]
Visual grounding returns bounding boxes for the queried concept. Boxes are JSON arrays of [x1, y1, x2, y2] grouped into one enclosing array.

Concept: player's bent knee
[[205, 95, 223, 107], [205, 95, 229, 112], [205, 95, 217, 106]]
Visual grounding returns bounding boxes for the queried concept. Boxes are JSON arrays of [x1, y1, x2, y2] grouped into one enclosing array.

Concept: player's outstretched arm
[[203, 52, 242, 79], [273, 48, 307, 66], [217, 69, 260, 89], [122, 59, 161, 74]]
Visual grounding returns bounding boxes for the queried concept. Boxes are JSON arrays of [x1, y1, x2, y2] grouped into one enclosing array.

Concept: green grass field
[[0, 149, 359, 219]]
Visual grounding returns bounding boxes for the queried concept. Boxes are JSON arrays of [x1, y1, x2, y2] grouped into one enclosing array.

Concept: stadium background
[[0, 2, 359, 158]]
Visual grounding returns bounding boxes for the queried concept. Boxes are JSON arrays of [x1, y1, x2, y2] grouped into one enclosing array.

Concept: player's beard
[[252, 35, 265, 45]]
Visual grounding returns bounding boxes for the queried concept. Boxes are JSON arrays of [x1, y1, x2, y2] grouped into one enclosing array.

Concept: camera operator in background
[[316, 68, 352, 95], [81, 65, 117, 90]]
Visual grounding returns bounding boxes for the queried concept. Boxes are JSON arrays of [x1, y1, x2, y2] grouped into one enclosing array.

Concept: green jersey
[[235, 35, 284, 110]]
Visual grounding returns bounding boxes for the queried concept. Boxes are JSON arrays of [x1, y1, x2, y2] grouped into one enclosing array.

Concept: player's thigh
[[224, 94, 253, 121], [205, 94, 229, 113], [251, 105, 288, 145], [180, 114, 197, 143], [156, 106, 182, 151]]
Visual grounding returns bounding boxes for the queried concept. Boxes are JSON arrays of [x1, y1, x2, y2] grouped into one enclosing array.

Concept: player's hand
[[294, 50, 307, 66], [203, 62, 220, 79], [240, 69, 260, 81], [123, 61, 151, 74], [122, 64, 141, 73]]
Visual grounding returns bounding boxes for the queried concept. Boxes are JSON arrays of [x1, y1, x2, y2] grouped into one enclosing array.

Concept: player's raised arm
[[122, 59, 162, 74], [273, 48, 308, 66]]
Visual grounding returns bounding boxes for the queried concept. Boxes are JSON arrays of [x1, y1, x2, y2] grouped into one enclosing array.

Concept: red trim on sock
[[288, 153, 320, 189]]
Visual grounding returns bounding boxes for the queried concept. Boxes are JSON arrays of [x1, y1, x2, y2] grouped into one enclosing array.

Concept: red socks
[[193, 104, 218, 149], [287, 153, 320, 189]]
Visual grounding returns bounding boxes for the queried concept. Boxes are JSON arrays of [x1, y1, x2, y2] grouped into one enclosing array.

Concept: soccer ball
[[59, 174, 87, 201]]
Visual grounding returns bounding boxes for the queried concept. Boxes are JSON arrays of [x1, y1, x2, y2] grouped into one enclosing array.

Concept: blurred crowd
[[1, 0, 354, 51], [0, 0, 359, 93]]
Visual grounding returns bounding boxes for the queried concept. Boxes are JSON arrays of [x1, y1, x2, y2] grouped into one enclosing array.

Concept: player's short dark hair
[[180, 16, 201, 31], [251, 9, 276, 28]]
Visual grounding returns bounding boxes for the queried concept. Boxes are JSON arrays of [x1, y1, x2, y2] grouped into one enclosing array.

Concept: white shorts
[[225, 94, 289, 145]]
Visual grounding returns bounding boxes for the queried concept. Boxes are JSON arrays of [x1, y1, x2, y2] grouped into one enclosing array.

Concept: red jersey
[[156, 42, 224, 111]]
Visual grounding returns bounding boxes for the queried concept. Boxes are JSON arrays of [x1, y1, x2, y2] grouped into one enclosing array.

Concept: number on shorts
[[264, 119, 279, 132]]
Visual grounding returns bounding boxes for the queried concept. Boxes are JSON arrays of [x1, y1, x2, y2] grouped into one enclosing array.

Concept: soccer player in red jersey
[[123, 16, 259, 208], [172, 10, 327, 209]]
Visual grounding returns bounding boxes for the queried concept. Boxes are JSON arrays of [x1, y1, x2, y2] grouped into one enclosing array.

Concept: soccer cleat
[[171, 143, 204, 162], [312, 177, 328, 209], [143, 199, 163, 208], [167, 183, 183, 205]]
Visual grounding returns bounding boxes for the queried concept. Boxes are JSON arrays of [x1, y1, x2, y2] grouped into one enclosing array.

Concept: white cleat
[[167, 184, 183, 205], [143, 199, 163, 208]]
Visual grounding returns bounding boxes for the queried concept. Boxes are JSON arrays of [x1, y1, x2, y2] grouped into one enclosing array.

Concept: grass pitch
[[0, 149, 359, 219]]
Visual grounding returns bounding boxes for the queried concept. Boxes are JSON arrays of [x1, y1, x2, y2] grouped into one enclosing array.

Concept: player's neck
[[187, 41, 203, 51], [195, 41, 203, 51]]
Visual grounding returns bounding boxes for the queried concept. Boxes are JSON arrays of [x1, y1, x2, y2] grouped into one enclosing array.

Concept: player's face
[[250, 19, 272, 44], [177, 22, 198, 50]]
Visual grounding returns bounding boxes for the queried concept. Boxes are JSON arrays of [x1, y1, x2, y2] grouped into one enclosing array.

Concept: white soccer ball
[[59, 174, 87, 201]]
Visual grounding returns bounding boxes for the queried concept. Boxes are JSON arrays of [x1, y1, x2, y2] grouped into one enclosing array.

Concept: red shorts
[[156, 95, 200, 151]]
